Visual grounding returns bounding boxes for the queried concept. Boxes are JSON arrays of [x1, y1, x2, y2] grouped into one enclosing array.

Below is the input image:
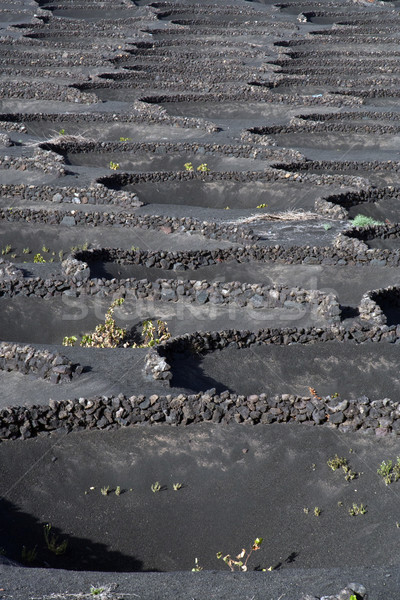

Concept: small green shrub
[[348, 503, 367, 516], [151, 481, 161, 493], [351, 214, 384, 227], [109, 161, 120, 171], [34, 253, 46, 263], [132, 319, 171, 348], [377, 457, 400, 485]]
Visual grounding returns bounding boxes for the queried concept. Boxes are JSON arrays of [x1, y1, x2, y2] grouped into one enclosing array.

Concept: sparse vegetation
[[377, 458, 400, 485], [115, 486, 121, 496], [33, 253, 46, 263], [184, 162, 210, 172], [217, 537, 263, 572], [173, 482, 183, 491], [314, 507, 321, 517], [43, 523, 68, 555], [151, 481, 161, 493], [101, 486, 110, 496], [348, 503, 367, 516], [257, 203, 268, 209], [21, 545, 37, 564], [1, 244, 11, 255], [192, 557, 203, 572], [132, 319, 171, 348], [327, 454, 358, 481], [62, 298, 128, 348], [109, 161, 120, 170]]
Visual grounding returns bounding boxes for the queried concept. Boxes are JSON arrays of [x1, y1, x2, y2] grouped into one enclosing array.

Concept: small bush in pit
[[351, 214, 384, 227], [63, 298, 127, 348], [34, 253, 46, 263], [132, 319, 171, 348], [109, 161, 120, 170], [43, 523, 68, 555], [217, 537, 263, 572]]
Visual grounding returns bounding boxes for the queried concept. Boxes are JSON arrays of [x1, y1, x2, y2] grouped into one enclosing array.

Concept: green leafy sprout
[[151, 481, 161, 493]]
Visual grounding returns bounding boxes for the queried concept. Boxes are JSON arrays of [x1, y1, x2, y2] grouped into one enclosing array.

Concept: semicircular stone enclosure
[[1, 0, 400, 598]]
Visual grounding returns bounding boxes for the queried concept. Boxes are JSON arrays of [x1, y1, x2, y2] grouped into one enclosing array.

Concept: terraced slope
[[1, 0, 400, 599]]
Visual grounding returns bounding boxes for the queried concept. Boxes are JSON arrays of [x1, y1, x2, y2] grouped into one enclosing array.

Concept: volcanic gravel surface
[[2, 0, 400, 599]]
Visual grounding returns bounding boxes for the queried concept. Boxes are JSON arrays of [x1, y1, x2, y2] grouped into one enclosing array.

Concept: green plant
[[217, 538, 263, 572], [349, 596, 357, 600], [34, 253, 46, 263], [119, 137, 131, 142], [192, 557, 203, 572], [62, 335, 77, 347], [109, 161, 120, 170], [151, 481, 161, 493], [132, 319, 171, 348], [327, 454, 357, 481], [184, 162, 194, 171], [224, 206, 230, 210], [115, 486, 121, 496], [1, 244, 11, 255], [11, 253, 16, 259], [303, 507, 309, 514], [90, 587, 105, 596], [59, 129, 65, 135], [348, 503, 367, 516], [351, 214, 384, 227], [173, 482, 182, 491], [21, 545, 37, 564], [58, 250, 64, 261], [101, 486, 110, 496], [42, 245, 49, 253], [377, 457, 400, 485], [322, 223, 332, 231], [197, 163, 209, 172], [22, 247, 30, 254], [257, 203, 268, 209], [43, 524, 68, 555], [130, 245, 139, 252], [314, 507, 321, 517], [327, 455, 347, 470]]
